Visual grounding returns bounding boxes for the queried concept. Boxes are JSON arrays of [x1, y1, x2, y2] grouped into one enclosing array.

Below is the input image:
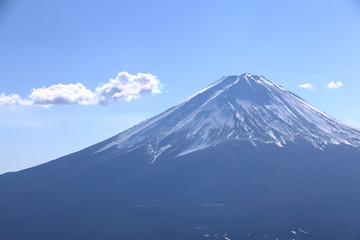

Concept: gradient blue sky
[[1, 0, 360, 173]]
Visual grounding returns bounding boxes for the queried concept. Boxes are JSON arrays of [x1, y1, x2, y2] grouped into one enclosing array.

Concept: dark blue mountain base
[[1, 142, 360, 239], [1, 74, 360, 239]]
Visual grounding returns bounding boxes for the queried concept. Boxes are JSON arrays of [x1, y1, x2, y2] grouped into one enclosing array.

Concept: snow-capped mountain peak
[[96, 74, 360, 161]]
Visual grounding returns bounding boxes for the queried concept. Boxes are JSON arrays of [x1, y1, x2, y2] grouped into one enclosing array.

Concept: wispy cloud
[[327, 81, 343, 89], [0, 72, 162, 107], [299, 83, 315, 91]]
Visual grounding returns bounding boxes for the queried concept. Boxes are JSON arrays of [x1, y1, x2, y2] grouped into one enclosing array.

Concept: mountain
[[1, 73, 360, 240], [97, 73, 360, 157]]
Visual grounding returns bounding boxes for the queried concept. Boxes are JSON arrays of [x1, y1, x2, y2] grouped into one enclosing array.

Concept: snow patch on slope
[[96, 73, 360, 159]]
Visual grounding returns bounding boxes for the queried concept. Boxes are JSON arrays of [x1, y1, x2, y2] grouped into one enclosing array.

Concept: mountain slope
[[0, 73, 360, 240], [96, 73, 360, 160]]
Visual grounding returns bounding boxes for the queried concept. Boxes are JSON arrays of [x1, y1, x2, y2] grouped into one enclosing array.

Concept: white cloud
[[299, 83, 315, 91], [96, 72, 162, 104], [29, 83, 98, 105], [0, 93, 22, 105], [0, 72, 162, 107], [327, 81, 343, 89], [0, 93, 32, 106]]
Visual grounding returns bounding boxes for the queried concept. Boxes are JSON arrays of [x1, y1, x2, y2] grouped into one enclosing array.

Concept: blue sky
[[1, 0, 360, 173]]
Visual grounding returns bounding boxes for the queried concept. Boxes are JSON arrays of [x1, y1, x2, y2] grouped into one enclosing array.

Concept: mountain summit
[[96, 73, 360, 162], [1, 74, 360, 240]]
